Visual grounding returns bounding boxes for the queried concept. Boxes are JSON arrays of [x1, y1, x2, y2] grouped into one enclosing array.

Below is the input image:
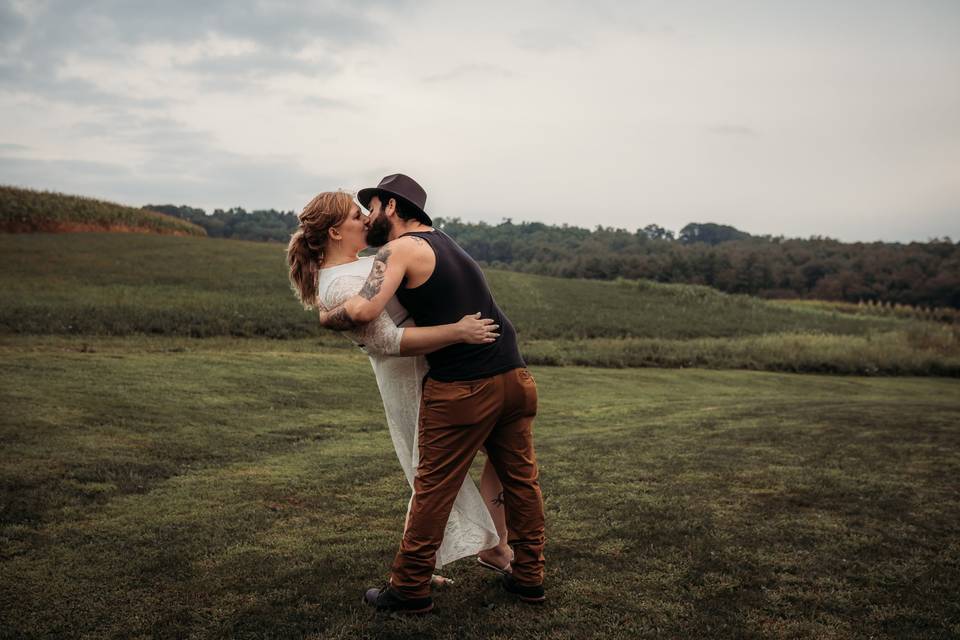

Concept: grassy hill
[[0, 186, 206, 236], [0, 232, 957, 375]]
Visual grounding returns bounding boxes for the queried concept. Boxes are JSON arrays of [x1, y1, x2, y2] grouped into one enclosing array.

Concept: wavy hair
[[286, 191, 354, 310]]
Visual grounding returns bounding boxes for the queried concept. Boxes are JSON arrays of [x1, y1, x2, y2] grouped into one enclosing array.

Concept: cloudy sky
[[1, 1, 958, 242]]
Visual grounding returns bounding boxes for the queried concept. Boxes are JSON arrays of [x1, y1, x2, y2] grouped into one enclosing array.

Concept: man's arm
[[317, 240, 411, 331]]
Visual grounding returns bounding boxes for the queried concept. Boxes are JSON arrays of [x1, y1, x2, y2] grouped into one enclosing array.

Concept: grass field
[[2, 233, 957, 375], [2, 229, 959, 638], [1, 336, 958, 639]]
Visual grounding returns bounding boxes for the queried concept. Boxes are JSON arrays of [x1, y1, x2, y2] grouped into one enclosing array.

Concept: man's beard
[[365, 214, 391, 247]]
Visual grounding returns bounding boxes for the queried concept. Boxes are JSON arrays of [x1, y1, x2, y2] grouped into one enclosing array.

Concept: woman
[[286, 191, 515, 578]]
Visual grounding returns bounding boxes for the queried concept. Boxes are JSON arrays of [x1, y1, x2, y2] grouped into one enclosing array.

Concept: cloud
[[0, 60, 171, 108], [0, 155, 134, 189], [4, 0, 392, 52], [0, 103, 339, 212], [0, 147, 337, 212], [1, 0, 959, 243], [286, 95, 361, 112], [183, 51, 335, 80], [512, 29, 583, 53], [705, 124, 759, 137], [178, 45, 344, 91], [0, 2, 24, 41], [73, 115, 221, 158], [0, 0, 399, 102], [422, 63, 514, 84]]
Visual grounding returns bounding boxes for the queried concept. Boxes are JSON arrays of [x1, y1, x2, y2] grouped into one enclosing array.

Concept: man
[[317, 173, 546, 613]]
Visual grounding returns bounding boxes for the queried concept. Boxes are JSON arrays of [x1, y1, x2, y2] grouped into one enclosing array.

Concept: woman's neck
[[321, 246, 362, 268]]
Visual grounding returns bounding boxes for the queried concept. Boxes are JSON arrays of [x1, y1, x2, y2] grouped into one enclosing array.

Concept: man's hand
[[455, 313, 500, 344]]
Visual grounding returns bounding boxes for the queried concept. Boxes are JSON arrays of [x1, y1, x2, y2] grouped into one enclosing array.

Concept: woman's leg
[[478, 454, 513, 570]]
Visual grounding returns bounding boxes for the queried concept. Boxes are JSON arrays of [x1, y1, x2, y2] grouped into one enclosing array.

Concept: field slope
[[1, 232, 957, 374], [0, 185, 206, 236]]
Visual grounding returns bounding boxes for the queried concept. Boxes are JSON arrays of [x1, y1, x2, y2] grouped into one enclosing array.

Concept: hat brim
[[357, 187, 432, 227]]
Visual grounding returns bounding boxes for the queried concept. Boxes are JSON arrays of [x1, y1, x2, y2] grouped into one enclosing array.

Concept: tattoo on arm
[[492, 491, 505, 508], [322, 305, 358, 331], [359, 245, 392, 300]]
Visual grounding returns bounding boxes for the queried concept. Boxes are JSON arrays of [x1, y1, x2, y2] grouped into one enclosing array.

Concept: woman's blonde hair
[[286, 191, 354, 309]]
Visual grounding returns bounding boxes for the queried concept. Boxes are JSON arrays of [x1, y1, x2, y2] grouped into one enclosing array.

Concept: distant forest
[[144, 204, 299, 243], [144, 204, 960, 309]]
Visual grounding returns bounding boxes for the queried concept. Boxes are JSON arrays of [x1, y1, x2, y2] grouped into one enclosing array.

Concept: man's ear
[[385, 197, 397, 217]]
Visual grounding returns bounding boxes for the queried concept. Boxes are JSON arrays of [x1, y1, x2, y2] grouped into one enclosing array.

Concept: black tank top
[[395, 229, 525, 381]]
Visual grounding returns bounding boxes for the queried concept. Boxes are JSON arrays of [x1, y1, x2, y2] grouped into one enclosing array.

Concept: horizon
[[140, 199, 952, 244], [5, 182, 958, 244], [1, 1, 958, 243]]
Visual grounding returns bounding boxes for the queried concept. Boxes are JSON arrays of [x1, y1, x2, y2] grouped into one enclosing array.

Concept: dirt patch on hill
[[0, 220, 197, 236]]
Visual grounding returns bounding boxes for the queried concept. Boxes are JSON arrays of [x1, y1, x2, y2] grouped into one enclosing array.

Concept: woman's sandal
[[477, 557, 511, 575], [476, 549, 513, 575]]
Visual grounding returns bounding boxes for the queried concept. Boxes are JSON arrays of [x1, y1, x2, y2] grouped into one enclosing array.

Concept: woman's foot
[[477, 545, 513, 574], [430, 574, 454, 590]]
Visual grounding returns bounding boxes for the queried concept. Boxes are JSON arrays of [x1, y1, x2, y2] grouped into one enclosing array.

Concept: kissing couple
[[286, 174, 546, 614]]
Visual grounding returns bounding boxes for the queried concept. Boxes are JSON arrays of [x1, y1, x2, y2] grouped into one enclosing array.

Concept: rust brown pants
[[389, 367, 545, 598]]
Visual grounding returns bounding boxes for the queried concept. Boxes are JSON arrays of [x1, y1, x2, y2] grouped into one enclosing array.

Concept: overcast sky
[[1, 1, 958, 242]]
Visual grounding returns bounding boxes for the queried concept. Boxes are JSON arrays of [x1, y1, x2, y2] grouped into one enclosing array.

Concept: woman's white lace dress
[[317, 256, 500, 568]]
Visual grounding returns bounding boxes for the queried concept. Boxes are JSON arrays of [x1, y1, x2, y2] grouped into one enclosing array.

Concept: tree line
[[144, 204, 298, 243], [145, 204, 960, 309]]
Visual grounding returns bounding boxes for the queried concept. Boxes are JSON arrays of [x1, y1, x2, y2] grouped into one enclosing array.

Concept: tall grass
[[0, 186, 205, 236], [524, 327, 960, 376], [488, 270, 914, 340], [772, 298, 960, 324], [0, 233, 909, 339], [1, 233, 957, 374]]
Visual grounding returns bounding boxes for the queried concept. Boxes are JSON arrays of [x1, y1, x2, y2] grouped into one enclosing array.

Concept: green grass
[[3, 232, 958, 375], [771, 298, 960, 324], [524, 329, 960, 376], [0, 186, 205, 236], [1, 336, 958, 639], [0, 232, 907, 340], [3, 209, 957, 638]]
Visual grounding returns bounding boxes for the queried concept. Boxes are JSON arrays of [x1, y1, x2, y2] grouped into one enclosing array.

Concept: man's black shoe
[[501, 574, 546, 604], [363, 585, 434, 614]]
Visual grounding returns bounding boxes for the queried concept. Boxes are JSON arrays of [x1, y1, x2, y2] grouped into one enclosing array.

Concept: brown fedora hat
[[357, 173, 432, 226]]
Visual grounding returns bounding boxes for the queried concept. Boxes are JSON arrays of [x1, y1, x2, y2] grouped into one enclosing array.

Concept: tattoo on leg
[[359, 245, 391, 300], [492, 491, 505, 508]]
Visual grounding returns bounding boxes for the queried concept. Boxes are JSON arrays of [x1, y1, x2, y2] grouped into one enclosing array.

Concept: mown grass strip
[[1, 339, 958, 638]]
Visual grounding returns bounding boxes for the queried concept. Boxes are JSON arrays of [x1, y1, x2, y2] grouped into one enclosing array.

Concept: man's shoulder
[[388, 232, 435, 255]]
